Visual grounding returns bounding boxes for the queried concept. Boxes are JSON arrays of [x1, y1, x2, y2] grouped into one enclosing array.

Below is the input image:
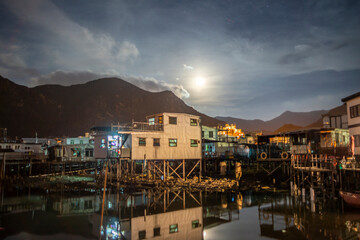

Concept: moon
[[195, 77, 205, 88]]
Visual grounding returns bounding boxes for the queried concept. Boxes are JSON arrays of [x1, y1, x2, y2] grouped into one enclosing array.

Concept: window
[[80, 140, 84, 144], [169, 117, 177, 124], [153, 138, 160, 146], [355, 135, 360, 147], [149, 117, 155, 125], [100, 139, 106, 148], [191, 139, 198, 147], [139, 138, 146, 146], [139, 230, 146, 240], [190, 118, 198, 126], [350, 104, 360, 118], [209, 131, 214, 138], [70, 140, 74, 144], [192, 220, 200, 229], [84, 200, 93, 209], [154, 227, 160, 236], [169, 139, 177, 147], [169, 224, 178, 233], [335, 133, 339, 144], [71, 201, 80, 210], [85, 149, 93, 157]]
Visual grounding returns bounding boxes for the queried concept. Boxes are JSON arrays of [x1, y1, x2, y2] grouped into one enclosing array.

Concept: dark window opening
[[169, 117, 177, 124], [153, 138, 160, 146], [154, 227, 160, 236], [139, 230, 146, 240], [350, 104, 360, 118], [139, 138, 146, 146]]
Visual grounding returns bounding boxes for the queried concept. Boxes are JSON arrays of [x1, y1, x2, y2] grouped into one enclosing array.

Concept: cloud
[[0, 41, 40, 81], [29, 70, 190, 99], [294, 44, 311, 52], [3, 0, 139, 73], [123, 76, 190, 99], [117, 41, 140, 62], [183, 64, 194, 71], [29, 70, 108, 86]]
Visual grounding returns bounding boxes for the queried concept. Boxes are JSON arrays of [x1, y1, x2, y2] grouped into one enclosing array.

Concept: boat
[[340, 191, 360, 208]]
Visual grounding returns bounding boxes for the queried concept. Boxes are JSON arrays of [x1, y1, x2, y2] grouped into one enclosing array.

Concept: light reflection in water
[[0, 185, 359, 240]]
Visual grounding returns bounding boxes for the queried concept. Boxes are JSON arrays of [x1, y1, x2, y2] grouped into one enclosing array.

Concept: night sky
[[1, 0, 360, 120]]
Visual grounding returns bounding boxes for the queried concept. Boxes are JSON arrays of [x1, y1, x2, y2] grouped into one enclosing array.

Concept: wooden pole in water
[[99, 161, 108, 240]]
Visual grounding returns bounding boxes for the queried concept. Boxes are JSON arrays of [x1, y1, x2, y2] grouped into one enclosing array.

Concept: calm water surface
[[0, 185, 359, 240]]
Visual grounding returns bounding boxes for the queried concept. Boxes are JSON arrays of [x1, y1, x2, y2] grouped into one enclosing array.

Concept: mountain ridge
[[0, 75, 224, 137]]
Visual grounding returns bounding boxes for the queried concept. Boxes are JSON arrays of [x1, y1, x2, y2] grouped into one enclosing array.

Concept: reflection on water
[[0, 185, 359, 240]]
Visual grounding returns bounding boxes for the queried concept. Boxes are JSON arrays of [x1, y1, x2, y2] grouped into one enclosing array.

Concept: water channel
[[0, 184, 359, 240]]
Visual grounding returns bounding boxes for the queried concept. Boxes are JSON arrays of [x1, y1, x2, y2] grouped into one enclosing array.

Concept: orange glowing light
[[218, 124, 244, 139]]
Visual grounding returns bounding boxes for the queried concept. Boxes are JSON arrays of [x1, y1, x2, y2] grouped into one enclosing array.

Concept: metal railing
[[112, 122, 164, 132]]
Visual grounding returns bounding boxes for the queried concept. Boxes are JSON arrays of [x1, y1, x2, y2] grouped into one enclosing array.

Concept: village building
[[322, 104, 348, 129], [258, 104, 350, 159], [201, 126, 218, 158], [94, 112, 202, 180], [342, 91, 360, 159], [0, 142, 47, 165], [48, 136, 94, 162], [0, 142, 43, 154]]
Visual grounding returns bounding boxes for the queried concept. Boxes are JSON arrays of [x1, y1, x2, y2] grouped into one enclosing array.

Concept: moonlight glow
[[195, 77, 205, 88]]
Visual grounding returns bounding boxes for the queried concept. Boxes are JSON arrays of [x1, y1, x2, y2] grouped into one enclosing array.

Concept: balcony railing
[[132, 122, 164, 131], [112, 122, 164, 132]]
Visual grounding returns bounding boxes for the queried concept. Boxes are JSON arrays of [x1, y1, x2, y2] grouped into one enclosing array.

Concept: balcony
[[112, 122, 164, 132]]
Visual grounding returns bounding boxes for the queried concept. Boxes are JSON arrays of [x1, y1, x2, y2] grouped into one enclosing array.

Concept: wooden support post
[[331, 169, 335, 199], [163, 160, 166, 181], [131, 159, 133, 176], [199, 159, 202, 181], [183, 191, 186, 209], [117, 160, 120, 182], [147, 159, 150, 180], [339, 169, 342, 191], [163, 190, 166, 212], [203, 159, 206, 176], [183, 159, 185, 180], [141, 160, 144, 181], [153, 161, 156, 180], [167, 161, 170, 180]]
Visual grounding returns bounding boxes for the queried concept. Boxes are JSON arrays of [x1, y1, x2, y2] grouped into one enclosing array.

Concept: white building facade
[[123, 113, 202, 160], [342, 92, 360, 159]]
